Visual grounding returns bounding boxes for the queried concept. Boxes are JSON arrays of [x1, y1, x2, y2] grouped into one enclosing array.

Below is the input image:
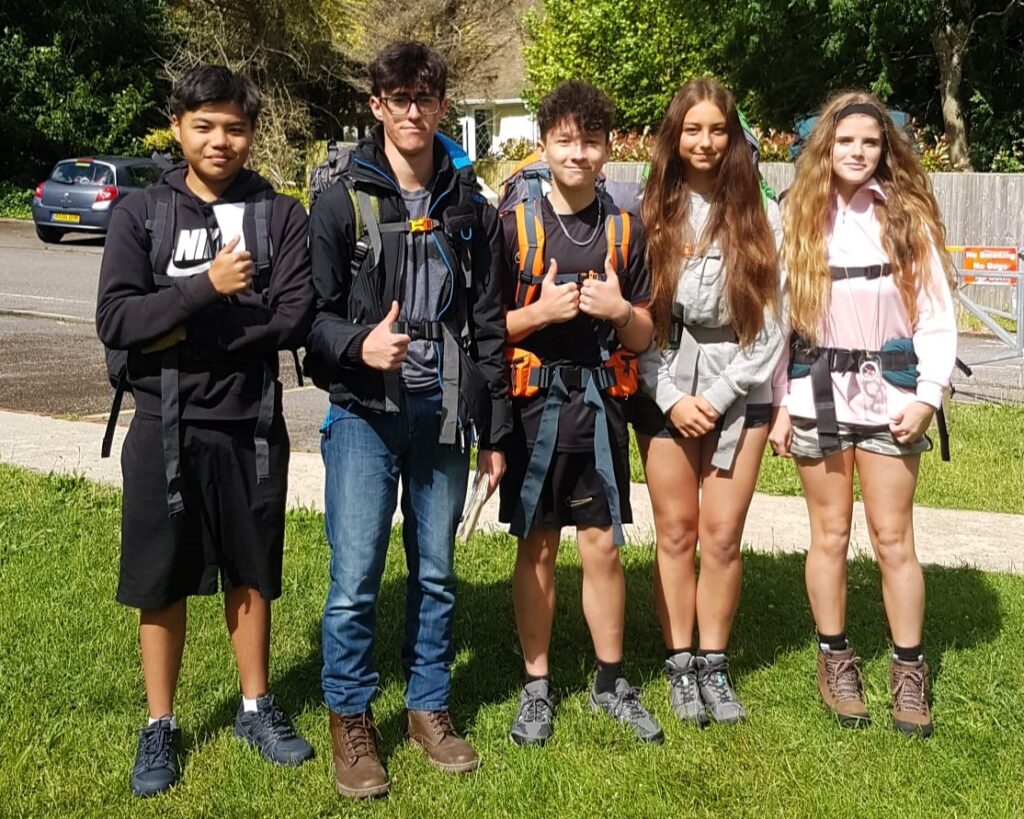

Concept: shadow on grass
[[195, 544, 1002, 757]]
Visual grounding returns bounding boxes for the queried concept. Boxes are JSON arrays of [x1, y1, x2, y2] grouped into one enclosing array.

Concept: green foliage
[[141, 127, 177, 154], [494, 137, 535, 161], [3, 462, 1024, 815], [523, 0, 710, 130], [0, 182, 32, 219], [278, 185, 310, 210]]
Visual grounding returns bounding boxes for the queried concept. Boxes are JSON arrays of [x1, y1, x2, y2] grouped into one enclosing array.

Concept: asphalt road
[[1, 217, 1021, 453]]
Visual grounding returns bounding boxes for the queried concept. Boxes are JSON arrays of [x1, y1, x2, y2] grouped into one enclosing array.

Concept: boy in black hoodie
[[96, 66, 314, 798]]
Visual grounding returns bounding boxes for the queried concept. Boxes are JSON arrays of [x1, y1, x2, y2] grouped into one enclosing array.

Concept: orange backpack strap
[[605, 211, 631, 273], [514, 200, 546, 308]]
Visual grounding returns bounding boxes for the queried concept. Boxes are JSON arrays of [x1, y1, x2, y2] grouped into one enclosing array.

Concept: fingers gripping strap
[[509, 371, 568, 539], [439, 325, 461, 446], [254, 361, 275, 483], [583, 377, 625, 546], [810, 354, 841, 454], [160, 348, 184, 516]]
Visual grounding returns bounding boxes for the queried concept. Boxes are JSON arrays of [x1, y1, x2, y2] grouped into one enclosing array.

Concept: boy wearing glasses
[[305, 40, 508, 799]]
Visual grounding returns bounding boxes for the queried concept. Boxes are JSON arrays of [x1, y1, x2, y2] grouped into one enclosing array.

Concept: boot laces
[[699, 662, 737, 703], [668, 666, 700, 704], [826, 655, 864, 702], [257, 696, 296, 740], [893, 666, 928, 714], [139, 722, 174, 768], [610, 686, 647, 720], [341, 713, 378, 761], [428, 710, 460, 739], [521, 691, 553, 722]]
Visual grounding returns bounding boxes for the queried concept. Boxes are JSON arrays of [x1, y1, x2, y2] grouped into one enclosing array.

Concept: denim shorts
[[789, 419, 932, 459]]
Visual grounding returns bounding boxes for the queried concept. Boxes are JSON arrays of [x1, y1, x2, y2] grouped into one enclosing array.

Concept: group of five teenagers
[[632, 78, 784, 725], [305, 41, 508, 797], [97, 66, 316, 798], [769, 92, 957, 737], [497, 82, 661, 745]]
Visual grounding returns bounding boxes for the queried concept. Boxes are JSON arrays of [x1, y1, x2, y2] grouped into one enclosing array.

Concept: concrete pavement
[[2, 408, 1021, 575]]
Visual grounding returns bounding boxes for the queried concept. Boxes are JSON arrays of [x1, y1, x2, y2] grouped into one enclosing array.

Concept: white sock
[[242, 695, 261, 713], [148, 715, 176, 729]]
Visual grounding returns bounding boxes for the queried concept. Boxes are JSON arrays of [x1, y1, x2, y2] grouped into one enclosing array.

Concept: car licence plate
[[52, 212, 80, 224]]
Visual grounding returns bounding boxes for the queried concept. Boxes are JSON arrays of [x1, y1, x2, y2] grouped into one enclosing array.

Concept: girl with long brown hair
[[768, 91, 957, 737], [633, 78, 783, 725]]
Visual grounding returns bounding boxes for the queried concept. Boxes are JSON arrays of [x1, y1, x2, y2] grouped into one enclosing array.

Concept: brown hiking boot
[[402, 710, 481, 773], [329, 709, 390, 799], [889, 658, 933, 738], [817, 648, 870, 728]]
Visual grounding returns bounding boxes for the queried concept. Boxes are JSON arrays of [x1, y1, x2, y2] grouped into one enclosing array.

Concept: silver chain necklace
[[549, 194, 603, 247]]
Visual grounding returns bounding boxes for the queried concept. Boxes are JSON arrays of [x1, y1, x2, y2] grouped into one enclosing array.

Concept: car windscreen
[[127, 164, 162, 187], [50, 161, 114, 186]]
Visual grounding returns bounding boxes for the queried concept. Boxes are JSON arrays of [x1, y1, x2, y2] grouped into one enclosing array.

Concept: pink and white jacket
[[773, 179, 957, 425]]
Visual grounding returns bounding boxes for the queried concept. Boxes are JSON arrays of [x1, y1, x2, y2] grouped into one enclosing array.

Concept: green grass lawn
[[628, 402, 1024, 515], [2, 464, 1023, 817]]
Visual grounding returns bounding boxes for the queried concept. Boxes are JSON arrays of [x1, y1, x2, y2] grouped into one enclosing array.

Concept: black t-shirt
[[502, 195, 651, 452]]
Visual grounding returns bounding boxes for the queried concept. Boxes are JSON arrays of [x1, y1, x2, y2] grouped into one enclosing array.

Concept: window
[[50, 161, 115, 186], [127, 165, 161, 187], [474, 110, 493, 159]]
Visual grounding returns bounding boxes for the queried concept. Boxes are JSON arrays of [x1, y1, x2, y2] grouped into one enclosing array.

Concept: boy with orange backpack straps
[[497, 82, 658, 746]]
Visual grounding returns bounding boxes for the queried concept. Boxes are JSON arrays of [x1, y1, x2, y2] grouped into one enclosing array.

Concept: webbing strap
[[160, 347, 184, 516], [356, 190, 383, 268], [809, 353, 841, 453], [393, 320, 444, 341], [830, 264, 891, 280], [253, 361, 275, 483], [101, 367, 128, 458], [439, 325, 461, 446], [252, 194, 272, 289], [583, 376, 625, 545], [936, 406, 950, 461], [147, 194, 172, 274], [509, 371, 569, 539], [524, 171, 546, 203]]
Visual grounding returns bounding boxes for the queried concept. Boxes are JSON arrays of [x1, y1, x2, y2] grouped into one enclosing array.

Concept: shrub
[[0, 183, 33, 219]]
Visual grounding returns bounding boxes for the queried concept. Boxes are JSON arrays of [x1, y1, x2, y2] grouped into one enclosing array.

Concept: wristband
[[612, 301, 633, 331]]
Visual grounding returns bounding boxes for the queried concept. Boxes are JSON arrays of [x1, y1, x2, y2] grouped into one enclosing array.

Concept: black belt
[[528, 363, 616, 392], [830, 264, 891, 280]]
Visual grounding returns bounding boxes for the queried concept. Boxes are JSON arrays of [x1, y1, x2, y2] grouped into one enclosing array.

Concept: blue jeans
[[320, 390, 470, 715]]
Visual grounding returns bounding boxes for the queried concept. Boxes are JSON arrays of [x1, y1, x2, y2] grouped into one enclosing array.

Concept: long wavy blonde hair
[[782, 90, 955, 342]]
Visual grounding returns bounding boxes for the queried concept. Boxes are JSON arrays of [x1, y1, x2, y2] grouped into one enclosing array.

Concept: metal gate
[[948, 246, 1023, 366]]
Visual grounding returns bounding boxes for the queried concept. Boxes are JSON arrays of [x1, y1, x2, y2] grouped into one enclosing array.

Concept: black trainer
[[130, 717, 181, 798], [234, 694, 314, 766]]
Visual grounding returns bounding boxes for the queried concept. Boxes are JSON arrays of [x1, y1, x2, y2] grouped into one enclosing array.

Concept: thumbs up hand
[[579, 255, 629, 324], [359, 301, 412, 371], [208, 235, 253, 295], [535, 258, 580, 324]]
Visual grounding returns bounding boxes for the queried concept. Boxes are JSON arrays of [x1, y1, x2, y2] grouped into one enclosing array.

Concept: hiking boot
[[589, 678, 664, 743], [665, 652, 709, 727], [329, 709, 390, 799], [403, 710, 481, 773], [817, 648, 870, 728], [234, 694, 314, 766], [130, 717, 181, 798], [695, 654, 747, 724], [509, 679, 556, 746], [889, 658, 933, 738]]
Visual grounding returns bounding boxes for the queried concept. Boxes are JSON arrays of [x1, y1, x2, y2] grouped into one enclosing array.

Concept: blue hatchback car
[[31, 156, 164, 243]]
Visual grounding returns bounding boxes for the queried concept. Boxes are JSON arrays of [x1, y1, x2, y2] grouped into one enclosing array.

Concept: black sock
[[817, 631, 849, 652], [524, 672, 548, 685], [594, 658, 623, 694], [665, 646, 695, 660], [893, 644, 923, 663]]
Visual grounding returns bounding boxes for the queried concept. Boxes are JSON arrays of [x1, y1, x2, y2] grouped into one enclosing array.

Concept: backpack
[[101, 185, 298, 515], [790, 109, 914, 160], [309, 139, 354, 211]]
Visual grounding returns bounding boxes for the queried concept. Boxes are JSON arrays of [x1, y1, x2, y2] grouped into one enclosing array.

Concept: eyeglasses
[[380, 94, 442, 116]]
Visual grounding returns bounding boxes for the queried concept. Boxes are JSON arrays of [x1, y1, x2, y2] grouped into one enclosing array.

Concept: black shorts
[[117, 414, 289, 609], [627, 391, 771, 439], [498, 428, 633, 531]]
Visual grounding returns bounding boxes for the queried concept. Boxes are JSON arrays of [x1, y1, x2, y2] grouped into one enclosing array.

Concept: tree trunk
[[931, 20, 973, 169]]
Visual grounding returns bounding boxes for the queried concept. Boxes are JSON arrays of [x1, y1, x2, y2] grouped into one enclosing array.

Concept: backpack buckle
[[409, 217, 435, 233]]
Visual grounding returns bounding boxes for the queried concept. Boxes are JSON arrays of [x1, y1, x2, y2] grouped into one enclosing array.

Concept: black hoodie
[[96, 166, 314, 421]]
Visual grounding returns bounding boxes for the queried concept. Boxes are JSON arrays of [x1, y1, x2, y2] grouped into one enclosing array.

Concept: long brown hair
[[642, 78, 778, 348], [783, 90, 956, 342]]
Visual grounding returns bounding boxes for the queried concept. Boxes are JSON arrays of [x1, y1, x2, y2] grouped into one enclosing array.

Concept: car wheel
[[35, 225, 65, 243]]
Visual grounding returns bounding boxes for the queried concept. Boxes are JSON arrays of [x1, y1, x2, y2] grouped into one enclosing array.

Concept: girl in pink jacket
[[768, 91, 957, 738]]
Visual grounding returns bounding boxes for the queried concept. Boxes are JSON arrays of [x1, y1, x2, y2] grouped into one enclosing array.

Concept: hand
[[207, 235, 253, 295], [768, 405, 793, 458], [477, 449, 506, 498], [889, 401, 935, 444], [668, 395, 717, 437], [359, 301, 412, 371], [536, 258, 579, 325], [579, 256, 629, 323], [141, 324, 187, 354], [693, 394, 720, 422]]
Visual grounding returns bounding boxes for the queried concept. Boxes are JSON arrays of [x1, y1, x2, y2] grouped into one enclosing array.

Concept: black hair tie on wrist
[[834, 102, 885, 124]]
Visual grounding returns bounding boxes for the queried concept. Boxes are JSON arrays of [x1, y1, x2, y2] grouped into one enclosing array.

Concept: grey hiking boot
[[589, 678, 664, 743], [130, 717, 181, 798], [665, 652, 709, 726], [234, 694, 314, 766], [509, 679, 555, 746], [695, 654, 747, 724]]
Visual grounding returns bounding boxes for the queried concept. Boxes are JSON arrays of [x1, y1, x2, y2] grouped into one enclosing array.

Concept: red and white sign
[[962, 246, 1018, 273]]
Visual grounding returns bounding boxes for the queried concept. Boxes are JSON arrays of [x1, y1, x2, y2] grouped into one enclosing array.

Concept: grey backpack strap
[[355, 189, 383, 265], [147, 189, 177, 287]]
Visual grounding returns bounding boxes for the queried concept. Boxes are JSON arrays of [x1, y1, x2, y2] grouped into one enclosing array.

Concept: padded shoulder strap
[[145, 186, 176, 285], [605, 212, 631, 273], [514, 199, 546, 308]]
